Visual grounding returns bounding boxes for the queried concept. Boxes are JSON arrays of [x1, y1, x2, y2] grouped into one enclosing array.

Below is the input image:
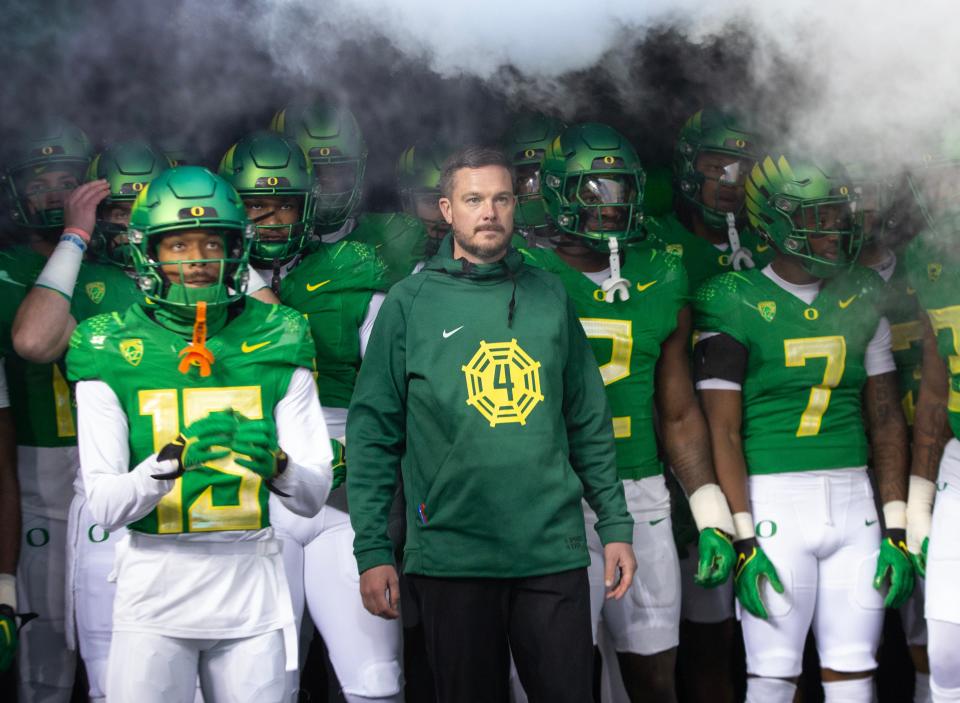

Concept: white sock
[[916, 672, 932, 703], [932, 679, 960, 702], [746, 676, 797, 703], [823, 677, 874, 702]]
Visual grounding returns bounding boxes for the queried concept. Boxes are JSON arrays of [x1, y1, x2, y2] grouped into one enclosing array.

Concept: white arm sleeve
[[359, 292, 386, 359], [865, 317, 897, 377], [271, 367, 334, 517], [0, 360, 10, 409], [77, 380, 176, 532]]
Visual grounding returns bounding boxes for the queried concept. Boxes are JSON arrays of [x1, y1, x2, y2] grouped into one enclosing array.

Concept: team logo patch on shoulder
[[929, 263, 943, 282], [85, 281, 105, 304], [462, 339, 543, 427], [119, 338, 143, 366], [757, 301, 776, 322]]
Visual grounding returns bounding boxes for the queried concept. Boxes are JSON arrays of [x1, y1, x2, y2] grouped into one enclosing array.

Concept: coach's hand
[[603, 542, 636, 600], [695, 528, 736, 588], [874, 529, 915, 608], [733, 537, 783, 619], [64, 178, 111, 237], [360, 564, 400, 619]]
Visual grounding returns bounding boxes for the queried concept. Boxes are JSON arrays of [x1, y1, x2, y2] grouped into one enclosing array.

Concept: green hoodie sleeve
[[561, 296, 634, 545], [347, 289, 409, 573]]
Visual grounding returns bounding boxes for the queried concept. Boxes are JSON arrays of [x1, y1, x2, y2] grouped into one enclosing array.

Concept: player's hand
[[695, 528, 736, 588], [874, 529, 916, 608], [330, 438, 346, 490], [912, 537, 929, 578], [603, 542, 636, 600], [0, 604, 16, 672], [153, 411, 237, 479], [733, 538, 783, 619], [360, 564, 400, 619], [232, 417, 284, 479], [64, 179, 111, 237]]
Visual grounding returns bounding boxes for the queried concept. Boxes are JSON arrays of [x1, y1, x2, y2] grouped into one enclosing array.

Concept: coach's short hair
[[439, 146, 515, 199]]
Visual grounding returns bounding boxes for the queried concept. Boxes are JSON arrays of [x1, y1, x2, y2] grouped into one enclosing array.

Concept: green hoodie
[[347, 235, 632, 578]]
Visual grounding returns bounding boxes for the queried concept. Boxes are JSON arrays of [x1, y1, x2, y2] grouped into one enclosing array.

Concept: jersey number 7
[[784, 335, 846, 437]]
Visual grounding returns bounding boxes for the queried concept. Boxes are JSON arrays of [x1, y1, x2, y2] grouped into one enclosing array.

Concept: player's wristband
[[0, 573, 16, 611], [733, 511, 755, 540], [688, 483, 735, 536], [62, 227, 91, 244], [34, 231, 87, 299], [882, 500, 907, 530], [907, 476, 936, 553]]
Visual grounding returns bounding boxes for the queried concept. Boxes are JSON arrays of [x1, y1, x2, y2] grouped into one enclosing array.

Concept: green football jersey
[[347, 212, 428, 286], [522, 245, 688, 479], [0, 246, 140, 447], [280, 239, 387, 409], [880, 262, 923, 426], [905, 235, 960, 438], [66, 300, 315, 535], [645, 212, 774, 290], [694, 266, 885, 474]]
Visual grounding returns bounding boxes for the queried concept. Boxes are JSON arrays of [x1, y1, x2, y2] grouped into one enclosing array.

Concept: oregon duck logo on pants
[[462, 339, 543, 427]]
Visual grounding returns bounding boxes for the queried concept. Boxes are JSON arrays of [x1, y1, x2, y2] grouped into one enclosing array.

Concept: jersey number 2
[[783, 336, 847, 437], [139, 386, 264, 534], [581, 318, 632, 439]]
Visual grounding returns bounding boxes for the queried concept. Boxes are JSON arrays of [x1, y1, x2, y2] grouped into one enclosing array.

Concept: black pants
[[407, 567, 593, 703]]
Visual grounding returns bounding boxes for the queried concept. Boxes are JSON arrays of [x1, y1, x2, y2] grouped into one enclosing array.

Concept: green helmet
[[540, 122, 646, 247], [501, 113, 567, 230], [270, 101, 366, 232], [746, 155, 863, 278], [397, 141, 452, 237], [906, 130, 960, 229], [2, 119, 91, 230], [86, 140, 172, 268], [674, 108, 761, 228], [127, 166, 253, 312], [218, 131, 316, 267]]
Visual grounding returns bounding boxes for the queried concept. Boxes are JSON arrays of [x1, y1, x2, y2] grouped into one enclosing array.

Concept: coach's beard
[[453, 224, 511, 262]]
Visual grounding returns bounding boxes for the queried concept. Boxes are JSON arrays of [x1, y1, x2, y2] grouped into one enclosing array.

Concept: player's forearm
[[272, 459, 331, 517], [86, 457, 176, 532], [700, 390, 750, 515], [911, 391, 950, 482], [866, 372, 909, 504], [12, 287, 76, 362], [661, 401, 715, 495]]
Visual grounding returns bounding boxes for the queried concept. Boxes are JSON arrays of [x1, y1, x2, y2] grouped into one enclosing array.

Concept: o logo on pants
[[756, 520, 777, 538], [26, 528, 49, 547], [88, 525, 110, 543]]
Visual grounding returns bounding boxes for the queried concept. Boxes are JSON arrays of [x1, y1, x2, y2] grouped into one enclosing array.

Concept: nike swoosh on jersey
[[636, 280, 658, 292], [838, 295, 857, 309], [649, 517, 667, 526], [865, 519, 878, 526], [442, 326, 464, 339], [306, 280, 332, 291], [241, 341, 272, 353]]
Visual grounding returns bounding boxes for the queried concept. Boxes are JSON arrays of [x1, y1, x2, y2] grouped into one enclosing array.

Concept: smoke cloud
[[0, 0, 956, 207]]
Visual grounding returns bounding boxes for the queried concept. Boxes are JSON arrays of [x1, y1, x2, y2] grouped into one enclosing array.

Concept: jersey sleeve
[[693, 273, 747, 345], [274, 304, 317, 372], [66, 314, 114, 382]]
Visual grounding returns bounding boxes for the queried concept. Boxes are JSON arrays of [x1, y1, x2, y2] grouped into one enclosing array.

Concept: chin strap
[[601, 236, 631, 303], [727, 212, 755, 271], [177, 301, 215, 377]]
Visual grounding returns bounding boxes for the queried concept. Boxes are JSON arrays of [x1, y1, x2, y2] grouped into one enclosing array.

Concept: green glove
[[153, 410, 237, 479], [874, 529, 916, 608], [912, 537, 928, 578], [331, 439, 346, 490], [695, 528, 736, 588], [0, 605, 15, 672], [733, 538, 784, 619], [232, 417, 284, 480]]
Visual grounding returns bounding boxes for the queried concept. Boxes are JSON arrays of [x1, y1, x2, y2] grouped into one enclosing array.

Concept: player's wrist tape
[[34, 232, 87, 299], [62, 227, 91, 244], [733, 511, 755, 540], [907, 476, 936, 552], [882, 500, 907, 530], [689, 483, 735, 536], [0, 573, 15, 611]]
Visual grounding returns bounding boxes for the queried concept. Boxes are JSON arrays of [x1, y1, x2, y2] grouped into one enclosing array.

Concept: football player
[[521, 122, 736, 703], [694, 154, 914, 703], [397, 141, 453, 259], [219, 132, 403, 703], [66, 165, 333, 702], [271, 100, 427, 286], [0, 332, 23, 676], [646, 108, 771, 290]]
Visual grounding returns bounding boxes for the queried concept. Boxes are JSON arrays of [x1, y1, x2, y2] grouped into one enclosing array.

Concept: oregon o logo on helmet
[[88, 524, 109, 543], [26, 527, 49, 547], [319, 147, 331, 157], [839, 186, 849, 195], [266, 176, 279, 186], [804, 307, 819, 321], [41, 145, 54, 155], [602, 155, 616, 165], [190, 206, 205, 217], [132, 182, 144, 192], [735, 139, 746, 148], [524, 149, 536, 158], [756, 520, 777, 538]]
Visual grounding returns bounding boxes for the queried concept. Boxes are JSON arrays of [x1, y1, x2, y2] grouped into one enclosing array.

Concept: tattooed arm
[[865, 370, 910, 504], [912, 317, 951, 483]]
